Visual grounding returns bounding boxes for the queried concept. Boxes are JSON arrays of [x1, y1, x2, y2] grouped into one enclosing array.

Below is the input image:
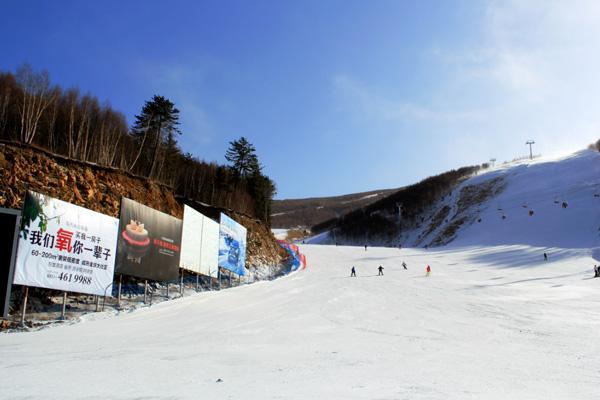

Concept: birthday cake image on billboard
[[121, 220, 151, 263]]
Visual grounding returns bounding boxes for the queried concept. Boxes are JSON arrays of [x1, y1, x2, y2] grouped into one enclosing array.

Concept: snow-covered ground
[[1, 243, 600, 399], [271, 228, 289, 240]]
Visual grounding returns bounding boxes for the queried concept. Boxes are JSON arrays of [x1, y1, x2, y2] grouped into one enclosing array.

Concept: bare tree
[[16, 64, 57, 144], [0, 73, 15, 135]]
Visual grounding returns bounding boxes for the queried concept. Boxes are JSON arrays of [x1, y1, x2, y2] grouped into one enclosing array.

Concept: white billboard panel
[[180, 205, 203, 273], [14, 191, 119, 296]]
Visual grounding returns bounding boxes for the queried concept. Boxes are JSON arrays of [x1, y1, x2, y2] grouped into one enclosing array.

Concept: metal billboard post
[[101, 281, 113, 312], [117, 274, 122, 308], [180, 269, 184, 295], [144, 280, 148, 304], [61, 291, 67, 320], [20, 286, 29, 327]]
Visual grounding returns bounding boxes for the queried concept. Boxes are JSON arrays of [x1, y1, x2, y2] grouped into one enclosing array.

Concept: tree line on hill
[[312, 166, 482, 241], [0, 64, 275, 224]]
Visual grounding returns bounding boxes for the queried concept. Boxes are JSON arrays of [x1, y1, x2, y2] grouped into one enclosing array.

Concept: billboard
[[218, 213, 247, 276], [180, 205, 203, 273], [13, 191, 119, 296], [115, 198, 182, 282], [180, 205, 219, 277]]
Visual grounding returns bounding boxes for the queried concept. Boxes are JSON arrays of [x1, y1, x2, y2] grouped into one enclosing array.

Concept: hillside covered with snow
[[309, 149, 600, 251]]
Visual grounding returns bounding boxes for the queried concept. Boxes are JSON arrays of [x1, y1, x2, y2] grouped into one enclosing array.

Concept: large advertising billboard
[[218, 213, 247, 276], [180, 205, 219, 277], [115, 198, 182, 282], [13, 191, 119, 296]]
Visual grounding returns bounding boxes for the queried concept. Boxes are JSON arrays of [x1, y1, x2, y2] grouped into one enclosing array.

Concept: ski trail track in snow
[[1, 244, 600, 399]]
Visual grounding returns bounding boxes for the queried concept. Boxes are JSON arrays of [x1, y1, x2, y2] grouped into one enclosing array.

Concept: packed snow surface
[[2, 243, 600, 399]]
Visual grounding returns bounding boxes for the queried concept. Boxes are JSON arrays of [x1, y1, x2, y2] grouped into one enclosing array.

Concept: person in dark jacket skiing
[[544, 252, 548, 261], [378, 265, 384, 276], [351, 266, 356, 277], [402, 261, 407, 270]]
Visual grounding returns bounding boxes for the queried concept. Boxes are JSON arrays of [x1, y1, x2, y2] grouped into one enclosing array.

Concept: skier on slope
[[351, 266, 356, 277], [544, 252, 548, 262], [402, 261, 407, 270], [378, 265, 384, 276], [426, 265, 431, 277], [365, 244, 368, 251], [594, 265, 599, 278]]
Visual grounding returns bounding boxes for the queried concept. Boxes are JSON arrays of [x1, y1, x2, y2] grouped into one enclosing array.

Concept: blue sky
[[1, 1, 599, 199]]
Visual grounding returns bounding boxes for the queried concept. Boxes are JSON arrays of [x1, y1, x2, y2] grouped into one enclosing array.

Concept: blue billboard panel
[[218, 213, 247, 276]]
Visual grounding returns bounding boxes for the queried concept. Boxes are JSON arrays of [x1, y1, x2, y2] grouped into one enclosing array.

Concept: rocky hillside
[[0, 142, 286, 270]]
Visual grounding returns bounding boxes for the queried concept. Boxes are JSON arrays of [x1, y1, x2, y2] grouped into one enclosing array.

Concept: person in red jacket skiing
[[426, 264, 431, 277]]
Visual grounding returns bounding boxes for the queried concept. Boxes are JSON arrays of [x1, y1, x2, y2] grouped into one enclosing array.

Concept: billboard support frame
[[0, 207, 21, 319], [61, 292, 67, 320], [20, 286, 28, 326], [179, 269, 183, 294], [144, 280, 148, 304], [117, 274, 122, 308]]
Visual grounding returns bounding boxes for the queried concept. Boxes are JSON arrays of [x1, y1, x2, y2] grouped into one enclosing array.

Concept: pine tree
[[225, 136, 260, 177], [129, 95, 180, 178]]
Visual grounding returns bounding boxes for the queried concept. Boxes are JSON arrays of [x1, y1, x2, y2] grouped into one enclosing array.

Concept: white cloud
[[333, 0, 600, 162], [332, 74, 482, 123], [469, 0, 600, 153]]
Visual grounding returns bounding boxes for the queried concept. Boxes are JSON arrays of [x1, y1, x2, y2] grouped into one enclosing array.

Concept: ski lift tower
[[396, 202, 403, 223], [526, 140, 535, 160]]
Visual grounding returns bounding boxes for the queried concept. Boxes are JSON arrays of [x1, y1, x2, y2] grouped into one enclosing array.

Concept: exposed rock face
[[0, 143, 286, 270], [429, 177, 506, 246]]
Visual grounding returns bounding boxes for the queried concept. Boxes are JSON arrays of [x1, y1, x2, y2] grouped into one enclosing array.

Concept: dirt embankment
[[0, 142, 286, 269]]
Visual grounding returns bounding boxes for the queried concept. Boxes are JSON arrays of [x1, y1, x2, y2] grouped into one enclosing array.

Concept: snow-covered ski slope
[[449, 149, 600, 249], [307, 149, 600, 249], [2, 243, 600, 399]]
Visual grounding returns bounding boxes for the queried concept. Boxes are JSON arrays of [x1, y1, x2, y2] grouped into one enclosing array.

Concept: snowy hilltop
[[309, 149, 600, 251]]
